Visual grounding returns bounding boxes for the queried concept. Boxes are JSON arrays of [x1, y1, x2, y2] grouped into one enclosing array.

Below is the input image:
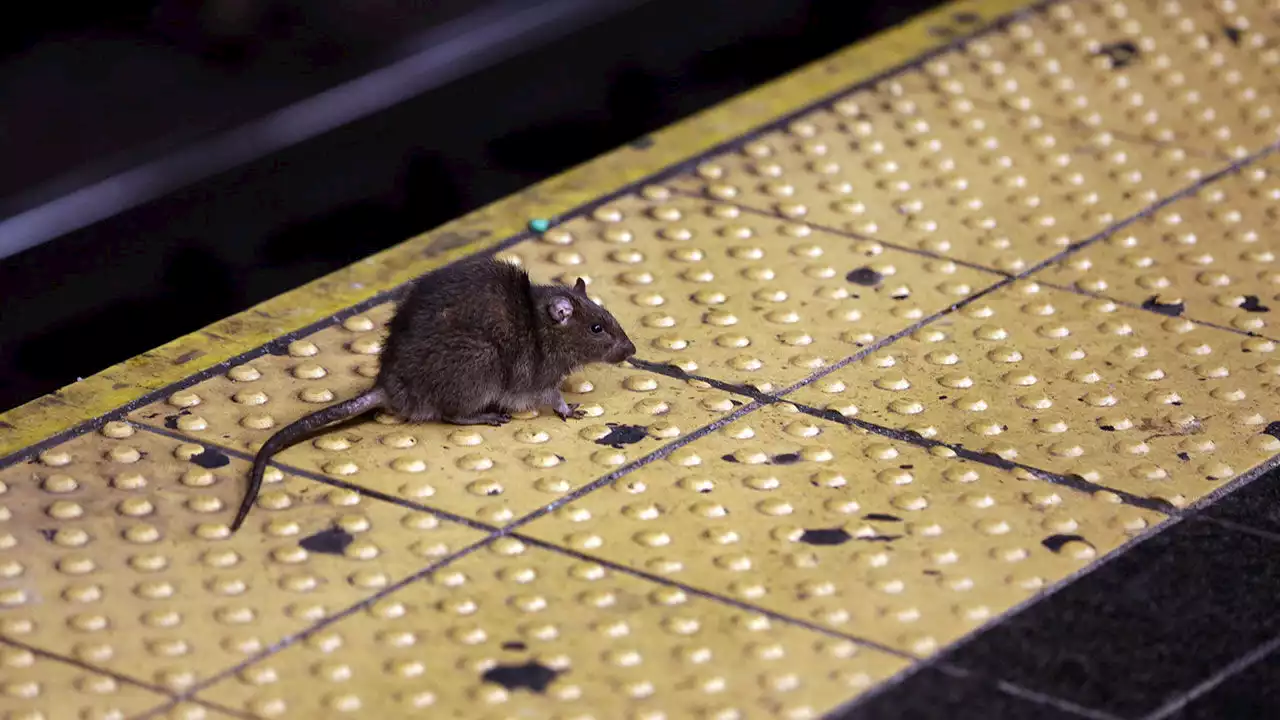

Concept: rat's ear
[[548, 296, 574, 324], [573, 277, 588, 296]]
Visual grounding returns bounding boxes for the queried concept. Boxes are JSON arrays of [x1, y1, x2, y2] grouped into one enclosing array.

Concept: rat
[[229, 255, 637, 532]]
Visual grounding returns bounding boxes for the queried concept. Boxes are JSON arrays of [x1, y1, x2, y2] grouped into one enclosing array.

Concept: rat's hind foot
[[445, 412, 512, 426]]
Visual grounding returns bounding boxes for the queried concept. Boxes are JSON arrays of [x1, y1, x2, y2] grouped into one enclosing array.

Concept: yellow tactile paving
[[193, 541, 908, 719], [0, 425, 486, 692], [789, 280, 1280, 508], [667, 66, 1216, 275], [0, 641, 169, 719], [494, 190, 1002, 391], [126, 322, 748, 525], [5, 0, 1280, 717], [148, 704, 242, 720], [1039, 156, 1280, 335], [520, 402, 1165, 656], [937, 0, 1280, 158]]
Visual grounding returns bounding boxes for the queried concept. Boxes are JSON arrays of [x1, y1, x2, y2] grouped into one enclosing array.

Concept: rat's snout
[[609, 337, 637, 364]]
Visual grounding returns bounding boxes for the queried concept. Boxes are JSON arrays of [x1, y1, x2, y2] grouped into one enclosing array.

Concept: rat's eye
[[590, 323, 604, 334]]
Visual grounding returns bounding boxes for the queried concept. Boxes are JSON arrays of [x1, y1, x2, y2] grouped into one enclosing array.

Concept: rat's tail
[[230, 387, 387, 532]]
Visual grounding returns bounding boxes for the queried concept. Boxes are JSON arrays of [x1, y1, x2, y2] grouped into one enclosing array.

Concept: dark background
[[0, 0, 944, 412]]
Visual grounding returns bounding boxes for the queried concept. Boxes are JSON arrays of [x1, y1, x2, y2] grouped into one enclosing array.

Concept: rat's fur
[[230, 256, 636, 531]]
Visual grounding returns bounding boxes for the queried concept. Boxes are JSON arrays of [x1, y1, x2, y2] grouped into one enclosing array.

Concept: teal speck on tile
[[528, 218, 550, 233]]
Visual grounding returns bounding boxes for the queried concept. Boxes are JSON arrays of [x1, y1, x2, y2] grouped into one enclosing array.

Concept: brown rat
[[229, 256, 637, 532]]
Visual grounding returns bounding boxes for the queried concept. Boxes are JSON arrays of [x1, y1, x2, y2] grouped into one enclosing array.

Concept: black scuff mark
[[860, 534, 904, 542], [890, 288, 911, 300], [772, 452, 801, 465], [1042, 534, 1087, 553], [798, 528, 852, 546], [299, 527, 355, 555], [864, 513, 903, 522], [1240, 295, 1270, 313], [1263, 421, 1280, 440], [1097, 41, 1140, 68], [846, 267, 883, 286], [595, 424, 648, 449], [39, 528, 56, 541], [190, 447, 231, 469], [721, 453, 739, 463], [164, 409, 192, 429], [1141, 296, 1185, 317], [501, 641, 527, 652], [1177, 452, 1191, 461], [481, 661, 562, 693], [1099, 424, 1117, 432], [1223, 26, 1242, 46]]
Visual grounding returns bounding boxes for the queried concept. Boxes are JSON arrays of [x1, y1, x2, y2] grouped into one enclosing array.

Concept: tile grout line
[[1141, 633, 1280, 720], [630, 357, 1177, 515], [0, 0, 1073, 474], [1199, 515, 1280, 545], [510, 533, 921, 660], [1032, 276, 1280, 343], [664, 187, 1014, 278], [670, 184, 1278, 348], [137, 423, 505, 536], [992, 677, 1126, 720], [670, 151, 1280, 344], [824, 447, 1280, 719], [959, 95, 1237, 163], [132, 536, 498, 719], [134, 694, 259, 720], [0, 635, 184, 705]]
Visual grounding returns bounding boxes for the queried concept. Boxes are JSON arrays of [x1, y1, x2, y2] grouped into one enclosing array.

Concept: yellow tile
[[668, 66, 1213, 275], [127, 319, 748, 525], [0, 425, 485, 693], [496, 190, 1001, 391], [196, 540, 908, 719], [1041, 156, 1280, 335], [126, 302, 397, 443], [934, 0, 1280, 157], [0, 641, 168, 719], [521, 403, 1164, 656], [788, 280, 1280, 507], [141, 702, 242, 720]]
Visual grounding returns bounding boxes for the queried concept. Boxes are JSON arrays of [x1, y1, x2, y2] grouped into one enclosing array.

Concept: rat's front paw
[[555, 402, 586, 421]]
